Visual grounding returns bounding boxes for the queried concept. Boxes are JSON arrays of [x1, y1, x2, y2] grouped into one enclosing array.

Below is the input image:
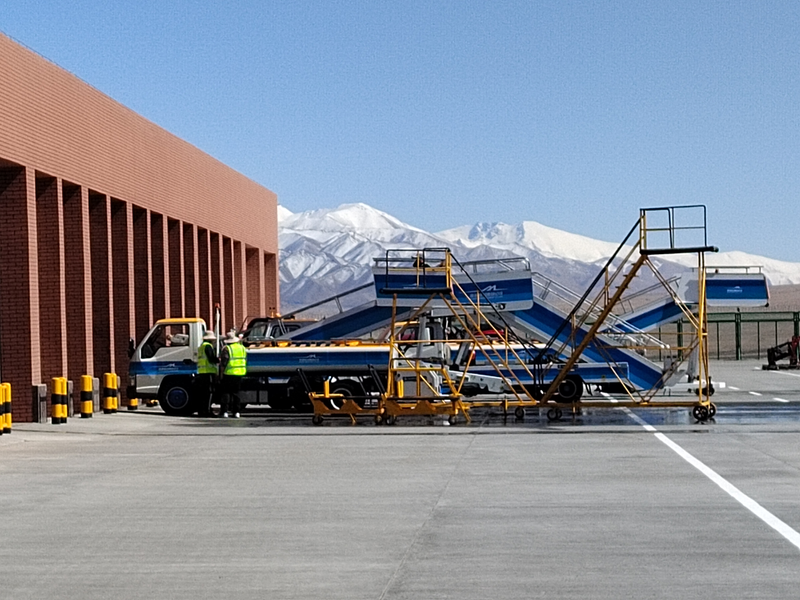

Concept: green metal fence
[[656, 311, 800, 361]]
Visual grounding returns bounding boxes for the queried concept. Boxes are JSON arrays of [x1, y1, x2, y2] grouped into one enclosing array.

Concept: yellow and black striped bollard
[[80, 375, 93, 418], [0, 384, 5, 436], [127, 376, 138, 412], [51, 377, 68, 424], [3, 383, 11, 434], [103, 373, 118, 414]]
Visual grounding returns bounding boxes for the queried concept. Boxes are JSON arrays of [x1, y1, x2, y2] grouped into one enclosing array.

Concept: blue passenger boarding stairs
[[280, 255, 672, 397], [611, 266, 769, 332]]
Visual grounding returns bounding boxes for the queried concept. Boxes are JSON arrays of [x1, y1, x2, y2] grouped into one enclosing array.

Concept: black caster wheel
[[385, 415, 396, 426], [311, 415, 324, 426], [448, 415, 457, 425], [514, 407, 525, 420], [692, 405, 709, 421], [547, 407, 562, 422], [374, 414, 383, 425], [708, 403, 717, 418]]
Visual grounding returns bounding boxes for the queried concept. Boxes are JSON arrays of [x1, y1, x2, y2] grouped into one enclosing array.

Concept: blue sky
[[3, 1, 799, 261]]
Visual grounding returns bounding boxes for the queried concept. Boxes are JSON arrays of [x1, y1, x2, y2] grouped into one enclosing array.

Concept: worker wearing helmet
[[195, 330, 219, 417], [218, 330, 247, 418]]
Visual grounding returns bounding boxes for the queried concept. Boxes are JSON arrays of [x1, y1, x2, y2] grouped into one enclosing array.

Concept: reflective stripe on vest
[[197, 342, 216, 374], [224, 342, 247, 376]]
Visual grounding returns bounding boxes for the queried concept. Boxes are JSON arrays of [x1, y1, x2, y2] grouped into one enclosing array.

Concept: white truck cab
[[128, 318, 207, 415]]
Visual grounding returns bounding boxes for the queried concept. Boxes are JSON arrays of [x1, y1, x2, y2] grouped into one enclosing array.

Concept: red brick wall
[[0, 34, 281, 419], [111, 200, 134, 392], [89, 193, 114, 377], [0, 166, 40, 422], [0, 33, 278, 262], [198, 229, 211, 325], [36, 175, 67, 382], [63, 183, 93, 410], [132, 207, 152, 342]]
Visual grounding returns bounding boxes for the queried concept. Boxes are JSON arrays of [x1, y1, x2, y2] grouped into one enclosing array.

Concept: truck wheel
[[556, 376, 583, 402], [159, 379, 195, 416], [329, 379, 362, 408]]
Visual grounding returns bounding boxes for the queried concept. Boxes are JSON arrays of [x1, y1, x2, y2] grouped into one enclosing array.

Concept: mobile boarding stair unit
[[517, 204, 721, 421], [281, 257, 633, 394], [296, 205, 727, 423], [305, 247, 557, 424]]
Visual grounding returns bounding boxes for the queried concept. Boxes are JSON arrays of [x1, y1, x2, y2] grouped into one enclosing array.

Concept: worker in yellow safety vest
[[195, 330, 219, 417], [218, 330, 247, 418]]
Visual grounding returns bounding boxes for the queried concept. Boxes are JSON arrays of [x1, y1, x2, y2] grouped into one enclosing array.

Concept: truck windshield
[[140, 323, 192, 359]]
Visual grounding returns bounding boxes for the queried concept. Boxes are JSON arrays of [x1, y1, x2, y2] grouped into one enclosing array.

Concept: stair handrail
[[530, 271, 670, 351]]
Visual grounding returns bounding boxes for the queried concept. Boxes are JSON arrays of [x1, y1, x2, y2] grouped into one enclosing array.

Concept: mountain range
[[278, 203, 800, 314]]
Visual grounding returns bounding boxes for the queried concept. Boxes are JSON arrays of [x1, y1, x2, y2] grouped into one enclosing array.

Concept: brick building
[[0, 33, 279, 421]]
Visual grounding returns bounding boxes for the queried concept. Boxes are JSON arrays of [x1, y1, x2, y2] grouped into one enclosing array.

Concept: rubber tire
[[385, 415, 396, 426], [557, 376, 583, 402], [692, 405, 709, 421], [329, 379, 362, 409], [546, 407, 562, 421], [514, 407, 525, 420], [708, 403, 717, 418], [311, 414, 324, 426], [448, 415, 457, 425], [159, 380, 195, 416]]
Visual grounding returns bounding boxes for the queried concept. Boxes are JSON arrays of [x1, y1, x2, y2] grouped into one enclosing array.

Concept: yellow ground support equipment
[[305, 206, 721, 426], [304, 370, 385, 426], [527, 205, 718, 420]]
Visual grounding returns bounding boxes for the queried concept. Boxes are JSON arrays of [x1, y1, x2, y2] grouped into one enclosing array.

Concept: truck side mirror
[[128, 338, 136, 358]]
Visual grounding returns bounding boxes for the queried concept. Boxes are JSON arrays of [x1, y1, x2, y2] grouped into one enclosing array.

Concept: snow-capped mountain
[[279, 202, 800, 313]]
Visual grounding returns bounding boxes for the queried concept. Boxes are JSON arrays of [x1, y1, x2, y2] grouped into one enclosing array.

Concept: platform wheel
[[385, 415, 396, 426], [707, 403, 717, 418], [514, 407, 525, 420], [374, 414, 383, 425], [448, 415, 457, 425], [546, 407, 562, 422], [692, 405, 709, 421], [312, 414, 324, 426]]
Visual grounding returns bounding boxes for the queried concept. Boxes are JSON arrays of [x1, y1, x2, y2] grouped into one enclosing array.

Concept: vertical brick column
[[183, 223, 198, 318], [36, 174, 67, 385], [223, 236, 234, 329], [0, 165, 41, 422], [167, 218, 183, 317], [132, 206, 152, 342], [210, 232, 223, 331], [245, 246, 262, 318], [89, 191, 114, 376], [111, 199, 134, 393], [150, 212, 167, 319], [264, 251, 278, 316], [197, 228, 211, 325], [233, 240, 245, 323], [63, 183, 94, 408]]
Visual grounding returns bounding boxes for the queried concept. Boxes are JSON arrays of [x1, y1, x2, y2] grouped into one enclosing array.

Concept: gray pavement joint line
[[621, 408, 800, 552], [377, 432, 479, 600]]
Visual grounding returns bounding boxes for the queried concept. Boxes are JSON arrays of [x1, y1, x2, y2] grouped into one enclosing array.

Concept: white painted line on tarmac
[[622, 409, 800, 552], [599, 391, 616, 402], [774, 398, 789, 403], [773, 371, 800, 378], [749, 391, 762, 396], [728, 386, 740, 391]]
